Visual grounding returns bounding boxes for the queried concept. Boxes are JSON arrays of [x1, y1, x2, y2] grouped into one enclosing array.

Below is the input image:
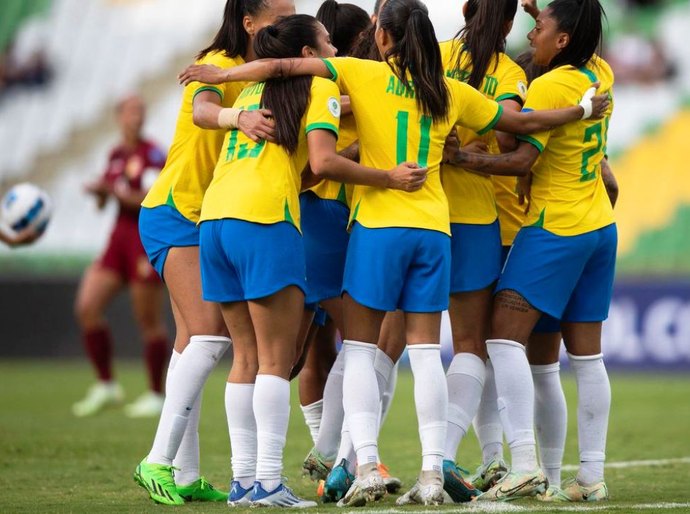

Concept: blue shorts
[[300, 192, 350, 304], [139, 205, 200, 279], [199, 219, 307, 303], [305, 303, 329, 327], [342, 223, 451, 313], [497, 224, 617, 322], [450, 220, 502, 293], [500, 245, 560, 333]]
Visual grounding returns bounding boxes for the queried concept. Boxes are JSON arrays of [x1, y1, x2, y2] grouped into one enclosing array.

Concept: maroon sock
[[144, 336, 169, 394], [83, 326, 114, 381]]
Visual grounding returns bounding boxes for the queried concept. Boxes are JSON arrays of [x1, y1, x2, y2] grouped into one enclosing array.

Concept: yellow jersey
[[307, 113, 357, 206], [517, 57, 615, 236], [439, 40, 528, 225], [493, 175, 524, 246], [323, 57, 502, 235], [142, 51, 247, 223], [200, 77, 341, 231]]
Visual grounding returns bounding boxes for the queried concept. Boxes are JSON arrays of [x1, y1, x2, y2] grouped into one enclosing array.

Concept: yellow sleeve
[[495, 62, 528, 105], [322, 57, 375, 96], [516, 75, 557, 153], [453, 81, 503, 135], [191, 52, 233, 103], [305, 78, 341, 138]]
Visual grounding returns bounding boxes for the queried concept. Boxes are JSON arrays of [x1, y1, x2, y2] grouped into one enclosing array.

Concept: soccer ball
[[0, 182, 52, 238]]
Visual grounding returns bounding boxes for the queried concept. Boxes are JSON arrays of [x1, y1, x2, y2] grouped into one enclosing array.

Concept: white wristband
[[579, 86, 596, 119], [217, 108, 242, 129]]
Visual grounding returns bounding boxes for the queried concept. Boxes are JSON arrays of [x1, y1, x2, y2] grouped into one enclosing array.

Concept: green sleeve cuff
[[322, 59, 338, 82], [496, 93, 523, 105], [306, 122, 339, 139], [477, 104, 503, 135], [517, 134, 545, 153], [192, 85, 223, 102]]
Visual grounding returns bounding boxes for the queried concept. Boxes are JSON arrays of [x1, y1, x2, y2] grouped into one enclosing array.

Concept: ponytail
[[547, 0, 606, 69], [197, 0, 268, 60], [456, 0, 517, 90], [316, 1, 371, 56], [379, 0, 449, 121], [253, 15, 320, 153]]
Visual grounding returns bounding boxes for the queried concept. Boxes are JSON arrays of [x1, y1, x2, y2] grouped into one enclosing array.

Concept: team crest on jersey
[[328, 97, 341, 118], [125, 155, 144, 179], [518, 81, 528, 99]]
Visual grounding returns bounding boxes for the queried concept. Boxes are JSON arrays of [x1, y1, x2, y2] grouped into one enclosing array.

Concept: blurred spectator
[[605, 33, 676, 85], [0, 17, 52, 97]]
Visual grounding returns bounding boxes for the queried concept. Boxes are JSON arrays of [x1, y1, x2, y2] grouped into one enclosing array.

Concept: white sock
[[147, 336, 230, 466], [301, 399, 323, 446], [315, 351, 345, 460], [173, 350, 203, 486], [408, 344, 447, 472], [532, 362, 567, 486], [226, 382, 256, 489], [342, 340, 379, 468], [568, 352, 610, 485], [374, 348, 394, 434], [474, 359, 504, 464], [445, 352, 485, 461], [381, 361, 398, 425], [486, 339, 538, 473], [254, 374, 290, 492], [334, 420, 356, 473]]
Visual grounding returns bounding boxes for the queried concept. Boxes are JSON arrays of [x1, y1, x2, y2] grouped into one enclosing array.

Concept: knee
[[74, 297, 100, 329]]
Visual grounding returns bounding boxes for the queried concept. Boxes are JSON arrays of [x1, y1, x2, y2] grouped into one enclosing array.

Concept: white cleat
[[476, 469, 548, 502], [336, 467, 386, 508], [124, 391, 164, 418], [72, 382, 124, 417], [250, 482, 317, 508], [396, 470, 444, 506]]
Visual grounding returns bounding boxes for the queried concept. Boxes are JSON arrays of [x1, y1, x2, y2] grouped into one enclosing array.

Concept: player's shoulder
[[195, 50, 244, 68]]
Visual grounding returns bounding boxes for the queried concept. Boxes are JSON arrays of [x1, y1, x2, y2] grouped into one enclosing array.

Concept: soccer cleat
[[548, 477, 609, 502], [396, 470, 444, 506], [72, 382, 124, 417], [124, 391, 164, 418], [470, 457, 508, 492], [133, 459, 185, 506], [176, 477, 227, 502], [322, 459, 355, 503], [536, 485, 570, 502], [475, 469, 548, 502], [378, 462, 402, 493], [250, 481, 317, 508], [227, 480, 253, 506], [336, 466, 386, 508], [302, 447, 333, 481], [442, 460, 479, 503]]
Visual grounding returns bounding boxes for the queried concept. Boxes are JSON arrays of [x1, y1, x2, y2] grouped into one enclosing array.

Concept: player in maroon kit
[[73, 95, 170, 418]]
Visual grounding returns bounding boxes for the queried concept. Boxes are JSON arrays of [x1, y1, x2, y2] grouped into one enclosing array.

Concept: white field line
[[562, 456, 690, 471], [361, 502, 690, 513]]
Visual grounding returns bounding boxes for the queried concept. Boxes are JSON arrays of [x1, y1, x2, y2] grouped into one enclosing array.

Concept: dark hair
[[455, 0, 517, 90], [373, 0, 386, 15], [253, 15, 319, 153], [546, 0, 606, 69], [197, 0, 268, 60], [316, 1, 371, 56], [514, 49, 548, 83], [378, 0, 449, 121]]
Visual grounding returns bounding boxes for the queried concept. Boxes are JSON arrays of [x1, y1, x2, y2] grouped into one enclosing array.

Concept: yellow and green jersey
[[518, 56, 615, 236], [200, 77, 340, 231], [439, 40, 528, 225], [493, 175, 525, 246], [142, 51, 247, 223], [307, 113, 357, 206], [323, 56, 502, 235]]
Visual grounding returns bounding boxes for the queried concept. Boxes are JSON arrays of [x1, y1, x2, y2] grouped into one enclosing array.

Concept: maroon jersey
[[102, 139, 166, 223]]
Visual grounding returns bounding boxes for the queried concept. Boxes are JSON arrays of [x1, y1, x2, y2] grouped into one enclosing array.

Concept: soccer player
[[72, 95, 170, 419], [437, 0, 527, 502], [448, 0, 616, 503], [178, 0, 606, 506], [199, 14, 425, 508], [133, 0, 294, 506]]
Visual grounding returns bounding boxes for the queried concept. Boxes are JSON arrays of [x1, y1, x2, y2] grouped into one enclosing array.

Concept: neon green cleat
[[469, 458, 508, 492], [475, 469, 547, 502], [133, 459, 185, 505], [302, 447, 333, 481], [176, 477, 228, 502], [553, 477, 609, 502]]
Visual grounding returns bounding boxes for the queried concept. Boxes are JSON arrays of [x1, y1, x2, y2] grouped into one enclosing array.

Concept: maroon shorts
[[97, 218, 160, 285]]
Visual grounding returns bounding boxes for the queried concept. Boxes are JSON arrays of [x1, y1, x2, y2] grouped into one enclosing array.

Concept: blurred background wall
[[0, 0, 688, 367]]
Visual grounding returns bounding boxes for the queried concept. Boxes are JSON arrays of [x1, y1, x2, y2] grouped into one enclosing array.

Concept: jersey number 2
[[580, 118, 608, 182]]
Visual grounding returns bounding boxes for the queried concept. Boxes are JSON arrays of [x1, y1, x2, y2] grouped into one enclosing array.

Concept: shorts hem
[[494, 285, 561, 320]]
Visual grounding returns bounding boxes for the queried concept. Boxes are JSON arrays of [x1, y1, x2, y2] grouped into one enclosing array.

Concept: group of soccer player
[[131, 0, 617, 508]]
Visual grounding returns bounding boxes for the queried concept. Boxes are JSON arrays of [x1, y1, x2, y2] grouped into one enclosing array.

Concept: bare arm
[[179, 58, 333, 86], [113, 186, 147, 212], [601, 158, 618, 208], [495, 98, 522, 152], [0, 226, 40, 247], [307, 130, 427, 192], [447, 141, 540, 177], [192, 90, 276, 142]]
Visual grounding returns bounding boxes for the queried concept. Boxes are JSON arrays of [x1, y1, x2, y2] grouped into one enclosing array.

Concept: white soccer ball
[[0, 182, 52, 239]]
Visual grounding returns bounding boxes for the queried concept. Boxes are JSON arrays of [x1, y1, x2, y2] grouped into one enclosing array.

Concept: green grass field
[[1, 359, 689, 513]]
